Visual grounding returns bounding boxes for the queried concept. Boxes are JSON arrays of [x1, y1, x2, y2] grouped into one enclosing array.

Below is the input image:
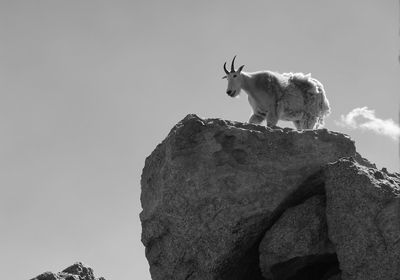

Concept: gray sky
[[0, 1, 399, 279]]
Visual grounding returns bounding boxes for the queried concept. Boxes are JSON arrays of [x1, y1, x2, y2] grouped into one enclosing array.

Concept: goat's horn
[[223, 62, 229, 75], [231, 55, 237, 72]]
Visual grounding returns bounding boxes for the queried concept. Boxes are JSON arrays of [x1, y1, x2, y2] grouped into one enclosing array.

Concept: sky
[[0, 1, 399, 280]]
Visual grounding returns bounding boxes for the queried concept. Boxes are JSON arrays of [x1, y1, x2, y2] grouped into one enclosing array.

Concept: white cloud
[[337, 107, 400, 141]]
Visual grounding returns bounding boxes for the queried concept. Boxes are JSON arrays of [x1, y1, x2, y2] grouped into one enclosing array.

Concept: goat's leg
[[300, 116, 318, 129], [266, 112, 279, 128], [249, 114, 265, 125], [293, 120, 302, 130]]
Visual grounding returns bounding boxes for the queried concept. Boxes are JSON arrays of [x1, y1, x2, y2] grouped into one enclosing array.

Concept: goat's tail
[[312, 79, 331, 128]]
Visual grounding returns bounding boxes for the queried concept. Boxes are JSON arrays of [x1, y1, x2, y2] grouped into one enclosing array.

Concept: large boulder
[[30, 262, 105, 280], [140, 114, 356, 280], [259, 195, 337, 280], [324, 158, 400, 280]]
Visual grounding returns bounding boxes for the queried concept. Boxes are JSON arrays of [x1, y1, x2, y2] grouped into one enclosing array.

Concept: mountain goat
[[222, 56, 330, 129]]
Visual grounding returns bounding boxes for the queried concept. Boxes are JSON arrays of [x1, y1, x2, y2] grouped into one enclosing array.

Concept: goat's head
[[222, 56, 245, 98]]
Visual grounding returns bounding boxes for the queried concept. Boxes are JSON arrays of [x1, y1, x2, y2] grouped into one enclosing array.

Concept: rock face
[[30, 262, 105, 280], [141, 114, 400, 280], [259, 195, 336, 280], [324, 159, 400, 280], [140, 114, 358, 280]]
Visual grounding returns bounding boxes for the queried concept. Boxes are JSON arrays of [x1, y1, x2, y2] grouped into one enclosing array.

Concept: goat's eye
[[233, 74, 237, 78]]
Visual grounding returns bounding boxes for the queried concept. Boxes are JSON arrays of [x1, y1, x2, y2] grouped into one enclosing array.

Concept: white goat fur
[[223, 59, 331, 130]]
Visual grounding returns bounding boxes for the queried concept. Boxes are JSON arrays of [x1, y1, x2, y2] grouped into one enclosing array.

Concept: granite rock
[[324, 158, 400, 280], [140, 114, 356, 280], [259, 195, 336, 280]]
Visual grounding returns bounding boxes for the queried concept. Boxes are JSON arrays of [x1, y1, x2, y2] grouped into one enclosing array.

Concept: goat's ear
[[238, 65, 245, 73], [222, 75, 227, 79]]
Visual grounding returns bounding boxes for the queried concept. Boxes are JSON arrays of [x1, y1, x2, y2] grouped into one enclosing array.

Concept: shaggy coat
[[227, 70, 330, 129]]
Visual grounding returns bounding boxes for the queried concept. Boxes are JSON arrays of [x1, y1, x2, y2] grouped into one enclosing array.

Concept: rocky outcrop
[[141, 114, 400, 279], [324, 158, 400, 280], [30, 262, 105, 280], [140, 114, 359, 280]]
